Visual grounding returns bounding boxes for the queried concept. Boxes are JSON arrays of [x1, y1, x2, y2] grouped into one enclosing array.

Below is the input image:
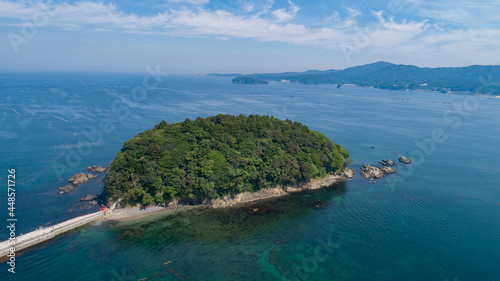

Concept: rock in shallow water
[[379, 159, 396, 166], [58, 185, 75, 194], [398, 156, 411, 164], [68, 173, 90, 185], [381, 166, 395, 174], [360, 165, 385, 179]]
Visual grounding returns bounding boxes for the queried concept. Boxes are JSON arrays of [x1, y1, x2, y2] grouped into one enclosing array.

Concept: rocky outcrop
[[58, 185, 75, 194], [398, 156, 411, 164], [379, 159, 395, 166], [60, 170, 101, 194], [86, 166, 108, 173], [359, 158, 399, 183], [68, 173, 90, 185], [360, 165, 385, 179], [339, 168, 355, 178], [381, 166, 395, 174], [207, 174, 346, 208]]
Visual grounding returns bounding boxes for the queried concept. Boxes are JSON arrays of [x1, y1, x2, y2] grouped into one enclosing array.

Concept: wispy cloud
[[346, 7, 362, 19], [418, 8, 469, 25], [416, 0, 500, 27], [0, 0, 428, 51], [271, 0, 299, 22]]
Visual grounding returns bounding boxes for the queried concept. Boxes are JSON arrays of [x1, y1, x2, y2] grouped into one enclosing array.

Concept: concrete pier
[[0, 211, 105, 258]]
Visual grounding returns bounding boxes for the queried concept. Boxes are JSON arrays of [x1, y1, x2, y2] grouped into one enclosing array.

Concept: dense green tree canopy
[[104, 114, 349, 205]]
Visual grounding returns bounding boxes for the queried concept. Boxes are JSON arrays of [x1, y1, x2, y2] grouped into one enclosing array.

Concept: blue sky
[[1, 0, 499, 73]]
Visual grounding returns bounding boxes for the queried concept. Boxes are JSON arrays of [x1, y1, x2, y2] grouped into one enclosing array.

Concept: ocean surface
[[0, 72, 499, 281]]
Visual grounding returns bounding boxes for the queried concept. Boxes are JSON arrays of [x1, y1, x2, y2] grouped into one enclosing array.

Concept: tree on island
[[103, 114, 349, 206]]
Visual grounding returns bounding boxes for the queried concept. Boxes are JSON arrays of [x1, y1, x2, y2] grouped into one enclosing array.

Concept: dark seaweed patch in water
[[118, 227, 146, 240], [102, 183, 347, 280], [244, 204, 285, 215], [313, 200, 330, 209], [245, 204, 269, 215]]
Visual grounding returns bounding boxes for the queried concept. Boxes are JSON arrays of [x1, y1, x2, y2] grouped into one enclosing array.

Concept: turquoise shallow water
[[0, 73, 499, 280]]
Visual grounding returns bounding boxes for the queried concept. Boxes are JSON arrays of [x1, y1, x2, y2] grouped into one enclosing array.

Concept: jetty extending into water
[[0, 211, 105, 258], [0, 200, 122, 259]]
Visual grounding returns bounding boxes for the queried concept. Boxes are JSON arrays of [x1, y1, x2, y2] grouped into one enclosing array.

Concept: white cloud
[[0, 0, 49, 17], [271, 0, 299, 22], [0, 0, 429, 51], [1, 0, 499, 67], [240, 0, 274, 14], [346, 7, 362, 19]]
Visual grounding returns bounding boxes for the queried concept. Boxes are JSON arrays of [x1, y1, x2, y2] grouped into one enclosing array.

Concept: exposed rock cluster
[[381, 166, 395, 174], [67, 173, 97, 186], [360, 165, 385, 179], [58, 166, 108, 194], [360, 156, 410, 183]]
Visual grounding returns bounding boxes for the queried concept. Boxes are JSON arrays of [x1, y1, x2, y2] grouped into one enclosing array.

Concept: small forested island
[[104, 114, 349, 206], [232, 76, 269, 84]]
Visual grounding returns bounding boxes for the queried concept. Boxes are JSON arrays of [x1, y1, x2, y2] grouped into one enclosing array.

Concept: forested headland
[[211, 62, 500, 95]]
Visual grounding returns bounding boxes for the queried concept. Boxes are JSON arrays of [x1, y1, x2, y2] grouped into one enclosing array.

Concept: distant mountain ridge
[[210, 62, 500, 95]]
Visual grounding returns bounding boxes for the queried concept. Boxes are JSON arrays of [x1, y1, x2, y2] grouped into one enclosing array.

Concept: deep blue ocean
[[0, 72, 499, 280]]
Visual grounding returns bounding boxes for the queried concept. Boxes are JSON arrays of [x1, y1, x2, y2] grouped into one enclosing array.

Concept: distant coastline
[[209, 61, 500, 95], [232, 76, 268, 84]]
